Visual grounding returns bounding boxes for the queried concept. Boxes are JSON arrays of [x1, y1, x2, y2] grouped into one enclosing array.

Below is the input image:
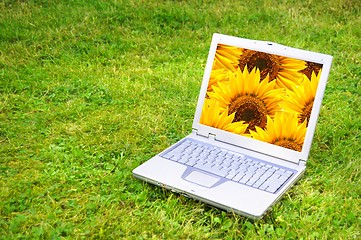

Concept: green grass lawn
[[1, 0, 360, 239]]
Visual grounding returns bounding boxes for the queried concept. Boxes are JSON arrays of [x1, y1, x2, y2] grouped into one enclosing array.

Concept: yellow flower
[[213, 44, 243, 71], [208, 67, 283, 132], [281, 70, 321, 124], [237, 49, 306, 89], [200, 99, 248, 135], [249, 112, 307, 152], [207, 68, 232, 92]]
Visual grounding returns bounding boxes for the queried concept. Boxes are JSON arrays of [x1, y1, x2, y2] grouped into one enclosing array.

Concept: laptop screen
[[200, 43, 323, 152]]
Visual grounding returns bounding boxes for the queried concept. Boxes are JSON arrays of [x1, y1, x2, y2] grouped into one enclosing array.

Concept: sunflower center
[[300, 100, 314, 125], [228, 95, 267, 132], [274, 139, 302, 152], [300, 61, 323, 79], [238, 50, 280, 81]]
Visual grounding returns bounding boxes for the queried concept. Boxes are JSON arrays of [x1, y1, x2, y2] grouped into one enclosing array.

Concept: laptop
[[133, 33, 333, 220]]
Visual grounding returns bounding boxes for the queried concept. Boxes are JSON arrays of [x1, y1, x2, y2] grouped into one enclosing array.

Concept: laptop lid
[[192, 33, 333, 164]]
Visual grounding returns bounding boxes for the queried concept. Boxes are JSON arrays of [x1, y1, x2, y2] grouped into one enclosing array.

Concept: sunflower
[[213, 44, 243, 71], [207, 67, 284, 132], [299, 61, 323, 79], [281, 70, 321, 125], [200, 98, 249, 135], [249, 112, 307, 152], [207, 68, 232, 92], [237, 49, 307, 89]]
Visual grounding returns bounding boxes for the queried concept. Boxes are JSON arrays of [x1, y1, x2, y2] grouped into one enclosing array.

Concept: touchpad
[[184, 170, 221, 188]]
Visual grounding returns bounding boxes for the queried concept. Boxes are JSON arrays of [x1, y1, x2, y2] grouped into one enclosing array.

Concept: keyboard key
[[233, 172, 245, 182], [226, 170, 238, 179], [217, 167, 229, 177], [259, 184, 268, 191], [163, 152, 173, 159], [265, 182, 283, 193], [284, 171, 294, 177], [247, 166, 258, 174], [230, 162, 241, 169], [238, 164, 249, 172], [248, 172, 264, 184], [257, 171, 272, 184], [240, 173, 253, 184], [171, 155, 181, 161], [221, 161, 232, 169], [218, 150, 227, 157], [186, 157, 198, 166], [253, 180, 264, 188]]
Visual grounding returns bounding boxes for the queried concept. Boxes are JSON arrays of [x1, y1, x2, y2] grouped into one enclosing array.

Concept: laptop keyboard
[[161, 138, 296, 194]]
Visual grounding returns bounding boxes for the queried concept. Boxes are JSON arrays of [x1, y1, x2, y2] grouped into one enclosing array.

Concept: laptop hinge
[[298, 159, 306, 166], [193, 129, 216, 141], [192, 129, 205, 137], [209, 133, 216, 141]]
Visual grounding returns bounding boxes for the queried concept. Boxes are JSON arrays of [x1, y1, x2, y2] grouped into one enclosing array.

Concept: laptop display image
[[201, 44, 323, 152], [133, 33, 332, 219]]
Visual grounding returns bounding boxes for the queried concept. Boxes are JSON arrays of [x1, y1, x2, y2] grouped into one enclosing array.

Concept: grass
[[0, 0, 360, 239]]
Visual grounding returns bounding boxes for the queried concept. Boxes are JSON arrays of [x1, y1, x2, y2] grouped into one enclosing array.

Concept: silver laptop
[[133, 33, 333, 220]]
